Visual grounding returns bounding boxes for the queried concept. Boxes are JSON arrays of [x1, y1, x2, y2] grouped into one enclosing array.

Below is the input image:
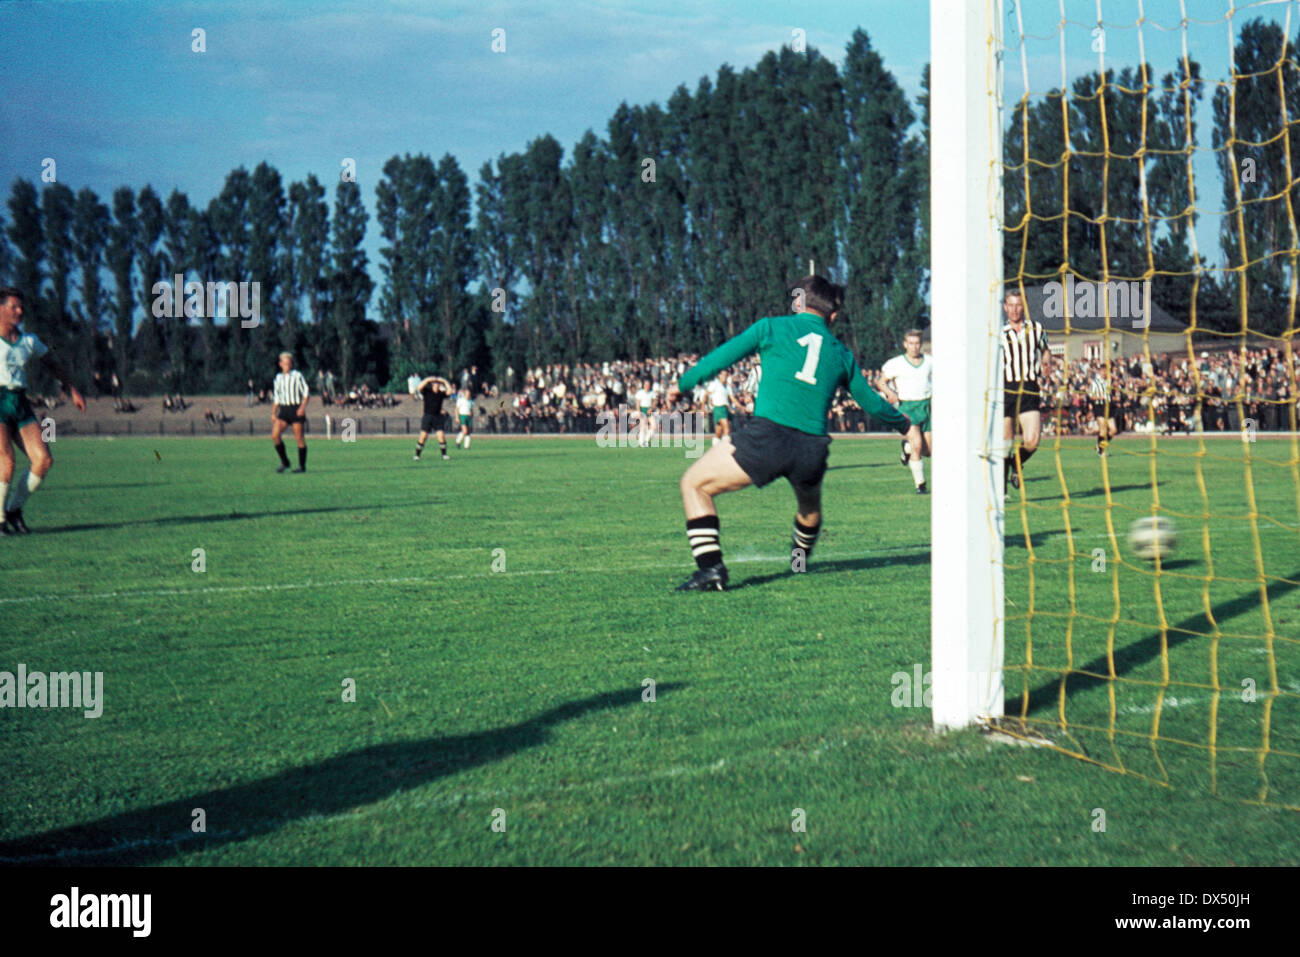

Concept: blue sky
[[2, 0, 1296, 290], [1, 1, 926, 222]]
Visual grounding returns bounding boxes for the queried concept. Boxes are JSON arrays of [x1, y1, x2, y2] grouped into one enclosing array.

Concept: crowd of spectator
[[455, 346, 1299, 436], [464, 356, 891, 434], [1043, 346, 1298, 436], [323, 384, 398, 410], [472, 358, 740, 434], [246, 380, 271, 406], [69, 345, 1299, 437]]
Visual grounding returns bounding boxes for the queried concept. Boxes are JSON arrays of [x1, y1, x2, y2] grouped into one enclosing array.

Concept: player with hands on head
[[413, 374, 454, 461]]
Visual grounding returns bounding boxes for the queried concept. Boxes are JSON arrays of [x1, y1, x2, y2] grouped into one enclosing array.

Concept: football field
[[1, 434, 1297, 865]]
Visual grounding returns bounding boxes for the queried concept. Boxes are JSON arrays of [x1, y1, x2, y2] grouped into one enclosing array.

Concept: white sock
[[464, 435, 471, 450], [909, 459, 925, 487], [0, 480, 8, 512], [9, 469, 41, 509], [903, 440, 912, 457]]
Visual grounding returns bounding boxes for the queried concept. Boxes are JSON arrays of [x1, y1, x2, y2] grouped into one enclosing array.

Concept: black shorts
[[1005, 383, 1041, 416], [421, 412, 448, 433], [276, 406, 304, 425], [729, 416, 831, 498], [1089, 399, 1111, 418]]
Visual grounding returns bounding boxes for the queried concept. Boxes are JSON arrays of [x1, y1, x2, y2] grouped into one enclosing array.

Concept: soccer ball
[[1127, 515, 1178, 561]]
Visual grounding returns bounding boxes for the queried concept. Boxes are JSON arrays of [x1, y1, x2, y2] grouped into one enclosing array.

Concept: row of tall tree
[[1, 31, 925, 394], [2, 169, 377, 395], [3, 21, 1297, 396]]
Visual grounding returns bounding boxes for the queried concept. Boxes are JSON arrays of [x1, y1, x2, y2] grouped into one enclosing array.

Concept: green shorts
[[898, 399, 931, 433], [459, 414, 471, 428], [0, 389, 37, 431], [712, 405, 730, 424]]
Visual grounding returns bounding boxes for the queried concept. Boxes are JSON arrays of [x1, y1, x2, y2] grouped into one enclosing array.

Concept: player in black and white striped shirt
[[1087, 365, 1120, 456], [271, 352, 310, 473], [1001, 290, 1052, 491]]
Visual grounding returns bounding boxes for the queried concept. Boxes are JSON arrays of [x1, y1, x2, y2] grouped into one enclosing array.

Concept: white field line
[[0, 547, 929, 607], [3, 520, 1296, 609]]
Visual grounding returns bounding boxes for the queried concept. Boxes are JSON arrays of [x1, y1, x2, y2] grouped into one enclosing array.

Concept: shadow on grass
[[825, 463, 887, 472], [1004, 529, 1079, 550], [1044, 483, 1152, 501], [1012, 571, 1300, 717], [35, 501, 438, 534], [0, 684, 677, 865], [1151, 558, 1201, 571], [734, 550, 931, 589]]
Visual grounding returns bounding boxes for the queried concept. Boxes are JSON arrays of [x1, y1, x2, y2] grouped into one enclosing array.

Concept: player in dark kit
[[413, 375, 453, 461], [667, 276, 911, 591]]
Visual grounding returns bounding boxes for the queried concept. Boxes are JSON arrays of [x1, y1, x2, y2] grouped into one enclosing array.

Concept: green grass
[[0, 432, 1296, 865]]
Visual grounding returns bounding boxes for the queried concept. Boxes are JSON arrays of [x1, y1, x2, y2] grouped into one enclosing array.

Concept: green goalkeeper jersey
[[678, 313, 909, 437]]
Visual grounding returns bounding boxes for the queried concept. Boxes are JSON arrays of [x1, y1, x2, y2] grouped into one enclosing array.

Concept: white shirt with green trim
[[706, 379, 730, 408], [880, 354, 933, 402], [0, 332, 48, 389]]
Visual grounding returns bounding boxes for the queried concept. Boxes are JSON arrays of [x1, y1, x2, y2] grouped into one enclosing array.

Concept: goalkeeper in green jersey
[[668, 275, 911, 591]]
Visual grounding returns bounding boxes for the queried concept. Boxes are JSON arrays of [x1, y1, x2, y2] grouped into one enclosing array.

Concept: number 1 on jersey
[[795, 332, 823, 384]]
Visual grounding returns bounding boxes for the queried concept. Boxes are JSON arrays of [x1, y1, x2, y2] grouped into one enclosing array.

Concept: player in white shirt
[[0, 287, 86, 533], [454, 389, 474, 450], [705, 370, 735, 444], [878, 329, 934, 494], [633, 378, 657, 448]]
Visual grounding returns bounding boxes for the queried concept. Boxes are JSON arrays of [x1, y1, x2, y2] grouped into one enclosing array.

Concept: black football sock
[[439, 440, 447, 455], [1016, 446, 1036, 470], [686, 515, 723, 570], [792, 518, 821, 560], [275, 442, 291, 467], [415, 439, 425, 456], [298, 446, 307, 470]]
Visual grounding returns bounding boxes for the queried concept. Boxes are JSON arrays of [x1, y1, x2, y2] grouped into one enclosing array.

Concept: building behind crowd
[[1016, 282, 1190, 361]]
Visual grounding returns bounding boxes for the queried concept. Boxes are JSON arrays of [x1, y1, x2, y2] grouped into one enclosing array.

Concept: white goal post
[[929, 0, 1006, 730]]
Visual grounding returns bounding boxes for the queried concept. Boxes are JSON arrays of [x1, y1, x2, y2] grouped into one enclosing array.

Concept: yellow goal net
[[990, 0, 1300, 810]]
